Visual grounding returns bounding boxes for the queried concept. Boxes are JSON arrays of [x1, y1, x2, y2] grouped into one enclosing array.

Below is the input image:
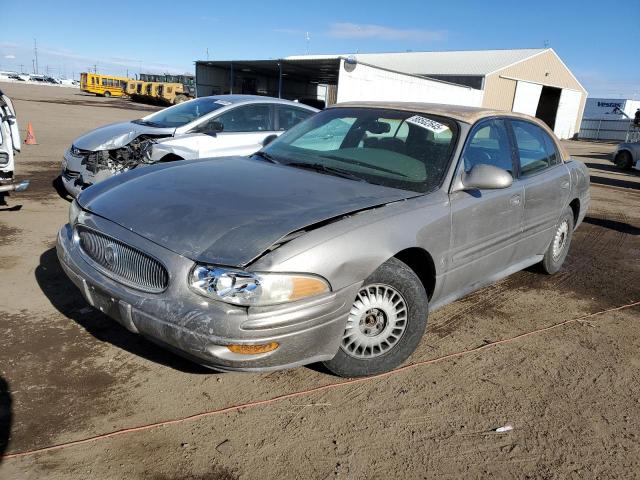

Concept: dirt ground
[[0, 83, 639, 480]]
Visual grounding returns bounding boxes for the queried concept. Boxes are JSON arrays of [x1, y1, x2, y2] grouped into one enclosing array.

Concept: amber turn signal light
[[226, 342, 279, 355]]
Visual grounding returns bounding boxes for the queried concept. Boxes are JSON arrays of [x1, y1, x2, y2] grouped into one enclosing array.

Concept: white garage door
[[512, 81, 543, 116], [554, 89, 582, 140]]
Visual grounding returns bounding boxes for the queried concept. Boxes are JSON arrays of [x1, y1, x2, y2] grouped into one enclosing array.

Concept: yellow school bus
[[80, 72, 129, 97]]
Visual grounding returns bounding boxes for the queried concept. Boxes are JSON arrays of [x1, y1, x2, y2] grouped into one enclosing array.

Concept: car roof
[[330, 101, 548, 126], [200, 94, 318, 110]]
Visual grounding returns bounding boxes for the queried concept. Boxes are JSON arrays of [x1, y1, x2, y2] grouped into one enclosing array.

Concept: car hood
[[73, 121, 175, 151], [77, 157, 417, 267]]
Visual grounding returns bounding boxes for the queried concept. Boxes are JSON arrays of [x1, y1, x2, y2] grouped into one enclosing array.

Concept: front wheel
[[614, 151, 633, 170], [539, 207, 574, 275], [323, 257, 428, 377]]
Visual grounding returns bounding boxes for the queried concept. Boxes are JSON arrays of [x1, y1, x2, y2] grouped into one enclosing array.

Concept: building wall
[[337, 60, 484, 106], [482, 50, 587, 133]]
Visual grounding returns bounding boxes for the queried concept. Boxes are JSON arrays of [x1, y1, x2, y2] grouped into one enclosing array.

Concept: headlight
[[70, 144, 81, 156], [68, 199, 81, 225], [190, 265, 330, 306]]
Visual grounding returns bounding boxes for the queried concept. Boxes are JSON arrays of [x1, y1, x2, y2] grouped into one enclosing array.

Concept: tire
[[614, 151, 633, 170], [322, 257, 429, 377], [103, 91, 111, 98], [174, 94, 187, 104], [539, 207, 574, 275]]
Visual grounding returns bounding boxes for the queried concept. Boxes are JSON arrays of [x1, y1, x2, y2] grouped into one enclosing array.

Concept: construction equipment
[[127, 74, 196, 105]]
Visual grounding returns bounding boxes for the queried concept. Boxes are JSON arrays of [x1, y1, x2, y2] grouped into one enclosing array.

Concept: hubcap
[[340, 284, 408, 359], [552, 220, 569, 260]]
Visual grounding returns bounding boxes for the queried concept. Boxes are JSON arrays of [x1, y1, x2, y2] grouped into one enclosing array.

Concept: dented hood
[[77, 157, 416, 266], [72, 121, 175, 151]]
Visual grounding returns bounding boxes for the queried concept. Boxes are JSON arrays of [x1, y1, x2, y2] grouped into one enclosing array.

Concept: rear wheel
[[614, 151, 633, 170], [323, 257, 428, 377], [103, 91, 111, 98], [540, 207, 574, 275]]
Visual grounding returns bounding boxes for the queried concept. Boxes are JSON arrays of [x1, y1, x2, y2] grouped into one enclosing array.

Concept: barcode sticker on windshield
[[406, 115, 449, 133], [214, 100, 232, 106]]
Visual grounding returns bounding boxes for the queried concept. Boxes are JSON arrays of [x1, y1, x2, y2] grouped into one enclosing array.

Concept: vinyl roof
[[286, 48, 548, 77]]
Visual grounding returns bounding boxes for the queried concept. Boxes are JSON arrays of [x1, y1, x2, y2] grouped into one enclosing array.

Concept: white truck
[[0, 89, 29, 204]]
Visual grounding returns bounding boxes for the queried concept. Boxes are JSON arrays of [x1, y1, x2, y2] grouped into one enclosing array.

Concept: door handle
[[560, 180, 570, 189], [509, 194, 521, 206]]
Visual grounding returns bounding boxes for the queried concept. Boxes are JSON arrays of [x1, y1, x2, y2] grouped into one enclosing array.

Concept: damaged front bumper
[[56, 216, 357, 372]]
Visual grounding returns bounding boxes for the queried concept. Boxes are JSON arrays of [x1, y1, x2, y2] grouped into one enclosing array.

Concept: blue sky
[[1, 0, 638, 98]]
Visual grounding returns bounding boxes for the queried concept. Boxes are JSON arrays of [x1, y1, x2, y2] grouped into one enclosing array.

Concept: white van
[[0, 89, 29, 204]]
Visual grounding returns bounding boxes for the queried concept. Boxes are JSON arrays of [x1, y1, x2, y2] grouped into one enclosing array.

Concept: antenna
[[206, 48, 209, 60], [305, 32, 311, 55], [543, 39, 549, 48]]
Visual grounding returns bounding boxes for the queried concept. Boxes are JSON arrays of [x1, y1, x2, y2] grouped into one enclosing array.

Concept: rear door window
[[512, 120, 557, 176]]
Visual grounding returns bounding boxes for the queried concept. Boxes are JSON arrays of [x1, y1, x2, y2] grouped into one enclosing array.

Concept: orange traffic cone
[[24, 122, 37, 145]]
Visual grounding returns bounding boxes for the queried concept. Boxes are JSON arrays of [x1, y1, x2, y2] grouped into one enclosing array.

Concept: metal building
[[195, 48, 587, 139]]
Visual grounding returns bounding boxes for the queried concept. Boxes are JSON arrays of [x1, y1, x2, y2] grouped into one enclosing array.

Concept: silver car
[[57, 102, 590, 377], [612, 142, 640, 171], [60, 95, 317, 197]]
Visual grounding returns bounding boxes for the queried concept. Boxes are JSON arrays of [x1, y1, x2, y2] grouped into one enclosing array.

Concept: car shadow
[[584, 162, 640, 176], [35, 247, 211, 374], [0, 376, 11, 461], [52, 175, 72, 202], [589, 174, 640, 190], [584, 216, 640, 236]]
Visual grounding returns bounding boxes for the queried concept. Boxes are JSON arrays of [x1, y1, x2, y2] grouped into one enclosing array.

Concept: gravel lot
[[1, 83, 639, 480]]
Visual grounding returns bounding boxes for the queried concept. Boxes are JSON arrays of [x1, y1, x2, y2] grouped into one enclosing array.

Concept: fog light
[[227, 342, 279, 355]]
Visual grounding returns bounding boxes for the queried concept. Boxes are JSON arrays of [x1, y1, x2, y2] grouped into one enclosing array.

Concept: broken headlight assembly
[[70, 144, 82, 156], [189, 265, 330, 306]]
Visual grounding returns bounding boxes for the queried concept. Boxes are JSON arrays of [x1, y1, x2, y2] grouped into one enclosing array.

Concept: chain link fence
[[578, 118, 640, 142]]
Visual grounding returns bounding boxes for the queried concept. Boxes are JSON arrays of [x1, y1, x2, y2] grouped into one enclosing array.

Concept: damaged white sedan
[[60, 95, 317, 197]]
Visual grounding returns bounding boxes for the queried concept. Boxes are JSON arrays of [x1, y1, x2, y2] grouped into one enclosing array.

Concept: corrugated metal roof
[[286, 48, 548, 77]]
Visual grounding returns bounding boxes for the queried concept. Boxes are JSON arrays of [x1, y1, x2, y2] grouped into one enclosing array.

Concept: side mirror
[[460, 164, 513, 190], [262, 134, 278, 147]]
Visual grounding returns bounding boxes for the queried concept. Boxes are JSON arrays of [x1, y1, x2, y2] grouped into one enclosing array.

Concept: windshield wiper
[[319, 154, 409, 178], [253, 151, 280, 164], [286, 161, 365, 182]]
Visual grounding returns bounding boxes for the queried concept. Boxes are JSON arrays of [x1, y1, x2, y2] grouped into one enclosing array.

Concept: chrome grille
[[77, 226, 168, 293]]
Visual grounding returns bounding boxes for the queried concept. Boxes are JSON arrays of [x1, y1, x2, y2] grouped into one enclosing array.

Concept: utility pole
[[34, 38, 39, 74], [305, 32, 311, 55], [93, 63, 97, 73], [206, 48, 209, 60], [19, 64, 24, 73], [32, 59, 35, 74]]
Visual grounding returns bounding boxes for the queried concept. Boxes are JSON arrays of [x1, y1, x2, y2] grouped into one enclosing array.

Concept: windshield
[[261, 107, 458, 193], [136, 97, 228, 128]]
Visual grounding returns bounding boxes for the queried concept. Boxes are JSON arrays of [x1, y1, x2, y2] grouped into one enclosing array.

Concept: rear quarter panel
[[566, 158, 590, 227]]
